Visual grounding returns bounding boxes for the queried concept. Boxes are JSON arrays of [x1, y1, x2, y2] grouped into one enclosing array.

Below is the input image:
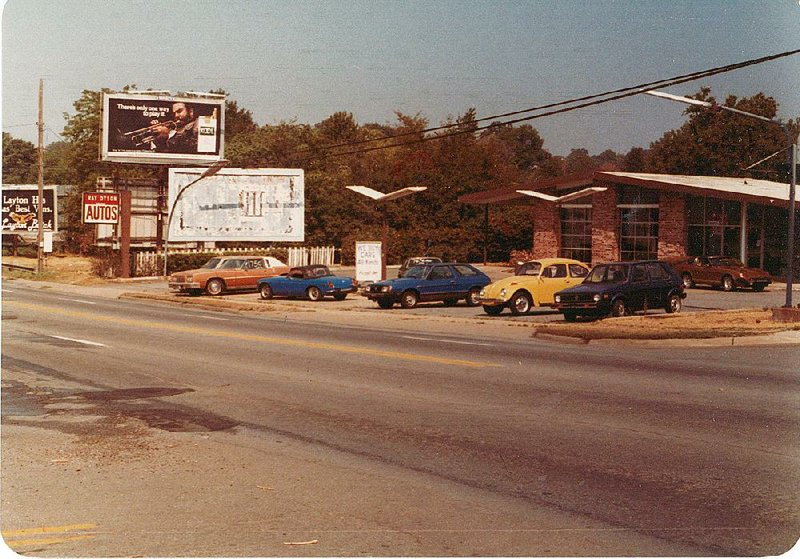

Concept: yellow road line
[[5, 301, 498, 368], [2, 523, 96, 537], [5, 534, 95, 548]]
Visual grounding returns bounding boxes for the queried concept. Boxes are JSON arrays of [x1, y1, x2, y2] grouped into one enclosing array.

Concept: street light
[[345, 185, 427, 279], [163, 160, 229, 276], [644, 89, 798, 308]]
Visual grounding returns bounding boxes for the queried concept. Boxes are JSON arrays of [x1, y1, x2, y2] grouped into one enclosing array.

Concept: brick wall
[[531, 202, 559, 259], [658, 191, 687, 258], [591, 183, 618, 264]]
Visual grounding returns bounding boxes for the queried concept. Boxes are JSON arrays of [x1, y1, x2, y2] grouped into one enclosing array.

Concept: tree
[[646, 88, 793, 178], [2, 132, 37, 183]]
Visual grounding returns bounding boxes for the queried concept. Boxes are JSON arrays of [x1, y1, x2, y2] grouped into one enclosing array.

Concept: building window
[[619, 207, 659, 261], [559, 206, 592, 264], [686, 196, 741, 257]]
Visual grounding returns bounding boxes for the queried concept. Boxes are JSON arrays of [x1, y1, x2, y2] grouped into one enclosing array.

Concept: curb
[[532, 330, 800, 347]]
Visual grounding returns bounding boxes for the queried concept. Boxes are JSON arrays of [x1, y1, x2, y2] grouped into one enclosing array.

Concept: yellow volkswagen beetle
[[478, 258, 590, 315]]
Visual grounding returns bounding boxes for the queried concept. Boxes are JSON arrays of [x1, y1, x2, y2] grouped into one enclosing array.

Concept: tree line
[[3, 86, 794, 263]]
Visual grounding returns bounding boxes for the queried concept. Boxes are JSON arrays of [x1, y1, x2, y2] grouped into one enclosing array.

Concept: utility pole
[[37, 78, 45, 273]]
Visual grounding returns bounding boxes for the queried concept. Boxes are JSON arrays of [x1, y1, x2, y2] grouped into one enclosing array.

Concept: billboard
[[101, 92, 225, 165], [82, 192, 119, 224], [167, 168, 304, 242], [1, 187, 56, 232]]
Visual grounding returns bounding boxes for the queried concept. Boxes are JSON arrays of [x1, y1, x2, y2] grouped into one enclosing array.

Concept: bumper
[[364, 291, 398, 302], [326, 286, 357, 295], [736, 278, 772, 288], [477, 297, 507, 307], [169, 281, 201, 291]]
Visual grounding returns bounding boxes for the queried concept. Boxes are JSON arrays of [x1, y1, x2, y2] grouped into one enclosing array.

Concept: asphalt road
[[2, 284, 799, 556]]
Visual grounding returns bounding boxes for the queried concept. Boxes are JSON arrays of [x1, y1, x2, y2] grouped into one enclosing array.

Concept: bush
[[167, 248, 290, 275]]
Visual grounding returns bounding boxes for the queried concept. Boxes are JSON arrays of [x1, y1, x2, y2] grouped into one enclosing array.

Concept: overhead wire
[[297, 48, 800, 162]]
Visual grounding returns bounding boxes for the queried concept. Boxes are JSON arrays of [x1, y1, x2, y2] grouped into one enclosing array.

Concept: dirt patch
[[2, 255, 105, 285], [533, 309, 800, 340]]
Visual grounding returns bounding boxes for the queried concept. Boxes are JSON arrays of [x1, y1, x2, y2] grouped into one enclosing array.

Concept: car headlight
[[479, 288, 485, 297], [739, 272, 746, 278], [185, 275, 192, 282], [554, 295, 561, 303], [381, 285, 393, 293], [499, 288, 507, 298], [593, 294, 601, 302]]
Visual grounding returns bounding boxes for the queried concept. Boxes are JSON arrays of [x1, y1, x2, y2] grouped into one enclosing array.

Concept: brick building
[[460, 171, 798, 276]]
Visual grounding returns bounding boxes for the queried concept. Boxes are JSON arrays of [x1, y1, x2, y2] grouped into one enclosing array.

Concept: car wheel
[[681, 273, 694, 288], [443, 298, 458, 306], [509, 291, 532, 315], [306, 286, 323, 301], [752, 284, 766, 292], [665, 294, 682, 314], [333, 293, 347, 301], [377, 298, 394, 309], [611, 298, 627, 317], [205, 278, 225, 296], [563, 311, 578, 322], [483, 305, 503, 316], [188, 289, 202, 297], [721, 275, 735, 292], [259, 283, 273, 300], [466, 288, 482, 307], [400, 290, 419, 309]]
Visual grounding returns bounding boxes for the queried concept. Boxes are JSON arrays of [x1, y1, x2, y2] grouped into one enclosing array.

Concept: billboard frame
[[100, 92, 225, 165]]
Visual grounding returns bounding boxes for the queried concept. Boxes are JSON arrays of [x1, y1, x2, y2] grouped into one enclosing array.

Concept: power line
[[299, 48, 800, 161]]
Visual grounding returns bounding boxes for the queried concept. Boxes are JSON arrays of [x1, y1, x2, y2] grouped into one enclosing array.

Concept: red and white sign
[[83, 192, 120, 224]]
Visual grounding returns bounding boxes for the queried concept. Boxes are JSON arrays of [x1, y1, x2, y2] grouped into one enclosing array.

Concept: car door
[[645, 262, 670, 308], [628, 263, 650, 310], [240, 258, 265, 289], [537, 263, 569, 304], [420, 264, 455, 301]]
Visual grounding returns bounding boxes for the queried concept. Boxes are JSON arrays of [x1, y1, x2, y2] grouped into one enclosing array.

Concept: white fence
[[133, 246, 336, 277]]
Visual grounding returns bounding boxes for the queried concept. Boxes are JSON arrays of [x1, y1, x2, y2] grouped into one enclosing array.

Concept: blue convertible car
[[258, 265, 357, 301], [364, 262, 491, 309]]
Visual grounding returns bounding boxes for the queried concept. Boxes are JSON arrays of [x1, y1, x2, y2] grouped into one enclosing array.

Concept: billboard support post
[[37, 78, 45, 273], [119, 189, 132, 278]]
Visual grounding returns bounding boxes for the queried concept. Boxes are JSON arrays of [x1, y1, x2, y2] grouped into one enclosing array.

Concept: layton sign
[[82, 192, 120, 224]]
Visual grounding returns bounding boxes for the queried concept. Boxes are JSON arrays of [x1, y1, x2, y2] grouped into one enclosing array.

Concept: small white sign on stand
[[355, 241, 382, 283]]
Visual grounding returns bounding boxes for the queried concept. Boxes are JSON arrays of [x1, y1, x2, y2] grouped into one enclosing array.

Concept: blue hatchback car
[[364, 263, 491, 309]]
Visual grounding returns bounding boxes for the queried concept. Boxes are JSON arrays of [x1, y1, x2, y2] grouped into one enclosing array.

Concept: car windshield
[[515, 262, 542, 276], [404, 265, 428, 279], [201, 258, 222, 269], [709, 257, 744, 267], [584, 264, 629, 283]]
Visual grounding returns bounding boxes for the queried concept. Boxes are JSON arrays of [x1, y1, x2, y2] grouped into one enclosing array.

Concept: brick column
[[658, 191, 687, 258], [531, 201, 559, 259], [591, 183, 618, 264]]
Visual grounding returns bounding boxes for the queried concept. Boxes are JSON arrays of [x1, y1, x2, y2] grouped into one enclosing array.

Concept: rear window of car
[[569, 264, 588, 278], [646, 262, 670, 280], [453, 264, 479, 277]]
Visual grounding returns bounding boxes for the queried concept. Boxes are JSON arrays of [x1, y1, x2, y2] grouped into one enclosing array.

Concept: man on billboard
[[152, 102, 198, 153]]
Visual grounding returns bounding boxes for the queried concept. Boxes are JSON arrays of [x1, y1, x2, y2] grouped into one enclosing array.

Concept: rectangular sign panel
[[1, 187, 56, 232], [167, 168, 304, 242], [355, 241, 382, 283], [101, 92, 225, 165], [82, 192, 120, 224]]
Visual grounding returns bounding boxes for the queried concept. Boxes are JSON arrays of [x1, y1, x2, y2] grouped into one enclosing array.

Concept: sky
[[1, 0, 799, 157]]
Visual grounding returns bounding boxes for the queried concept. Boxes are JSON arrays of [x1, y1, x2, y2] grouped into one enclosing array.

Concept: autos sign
[[82, 192, 120, 224], [100, 92, 225, 165], [167, 168, 304, 242], [1, 187, 56, 232]]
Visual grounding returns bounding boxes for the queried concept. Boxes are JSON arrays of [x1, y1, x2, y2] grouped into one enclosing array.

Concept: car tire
[[205, 278, 225, 296], [377, 298, 394, 309], [466, 288, 482, 307], [400, 290, 419, 309], [306, 286, 323, 301], [752, 284, 766, 292], [188, 289, 202, 297], [333, 293, 347, 301], [483, 305, 503, 316], [665, 294, 682, 314], [443, 298, 458, 306], [681, 273, 694, 288], [563, 311, 578, 322], [611, 298, 627, 317], [509, 290, 532, 315], [259, 284, 273, 300], [721, 275, 735, 292]]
